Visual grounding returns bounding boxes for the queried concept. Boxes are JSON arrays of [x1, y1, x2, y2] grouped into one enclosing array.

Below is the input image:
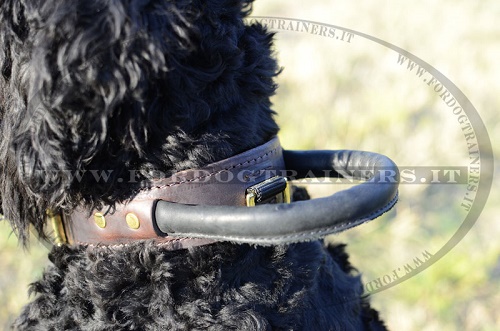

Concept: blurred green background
[[1, 1, 499, 330]]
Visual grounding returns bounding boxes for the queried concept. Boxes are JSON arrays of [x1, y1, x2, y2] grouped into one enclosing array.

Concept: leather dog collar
[[47, 137, 399, 248], [49, 137, 289, 248]]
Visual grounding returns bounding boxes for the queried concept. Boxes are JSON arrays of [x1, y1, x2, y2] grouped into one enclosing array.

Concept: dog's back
[[12, 241, 384, 330]]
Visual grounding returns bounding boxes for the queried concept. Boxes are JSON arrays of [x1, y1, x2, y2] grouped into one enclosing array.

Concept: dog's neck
[[49, 137, 289, 249]]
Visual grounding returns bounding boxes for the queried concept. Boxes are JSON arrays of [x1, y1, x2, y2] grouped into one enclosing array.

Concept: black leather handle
[[154, 150, 399, 245]]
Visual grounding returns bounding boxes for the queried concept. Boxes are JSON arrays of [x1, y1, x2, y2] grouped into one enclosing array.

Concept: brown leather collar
[[49, 137, 287, 248]]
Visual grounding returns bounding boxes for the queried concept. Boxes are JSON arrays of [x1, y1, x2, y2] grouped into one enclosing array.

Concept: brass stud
[[126, 213, 140, 229], [94, 212, 106, 228]]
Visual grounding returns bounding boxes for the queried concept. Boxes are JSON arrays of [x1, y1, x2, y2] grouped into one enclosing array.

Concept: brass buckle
[[246, 176, 291, 207], [46, 209, 67, 245]]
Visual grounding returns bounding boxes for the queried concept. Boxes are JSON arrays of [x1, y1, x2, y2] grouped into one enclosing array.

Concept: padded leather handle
[[154, 150, 399, 245]]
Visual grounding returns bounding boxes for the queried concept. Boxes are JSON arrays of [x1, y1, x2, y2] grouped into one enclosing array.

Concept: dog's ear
[[0, 0, 279, 242], [0, 0, 46, 241], [1, 0, 196, 239]]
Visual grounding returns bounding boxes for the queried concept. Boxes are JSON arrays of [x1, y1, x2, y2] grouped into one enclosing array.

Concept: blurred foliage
[[0, 221, 48, 328], [252, 1, 500, 330], [1, 0, 499, 330]]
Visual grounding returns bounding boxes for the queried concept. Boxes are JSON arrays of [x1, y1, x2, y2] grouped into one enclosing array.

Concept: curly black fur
[[15, 242, 385, 330], [1, 0, 387, 329]]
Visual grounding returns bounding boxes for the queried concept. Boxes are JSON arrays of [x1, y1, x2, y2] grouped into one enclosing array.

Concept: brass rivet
[[126, 213, 140, 229], [94, 212, 106, 228]]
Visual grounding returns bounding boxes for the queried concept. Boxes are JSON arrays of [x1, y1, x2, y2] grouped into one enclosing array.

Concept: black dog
[[0, 0, 390, 329]]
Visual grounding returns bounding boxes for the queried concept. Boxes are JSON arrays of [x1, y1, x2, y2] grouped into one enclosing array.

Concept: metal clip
[[246, 176, 291, 207]]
